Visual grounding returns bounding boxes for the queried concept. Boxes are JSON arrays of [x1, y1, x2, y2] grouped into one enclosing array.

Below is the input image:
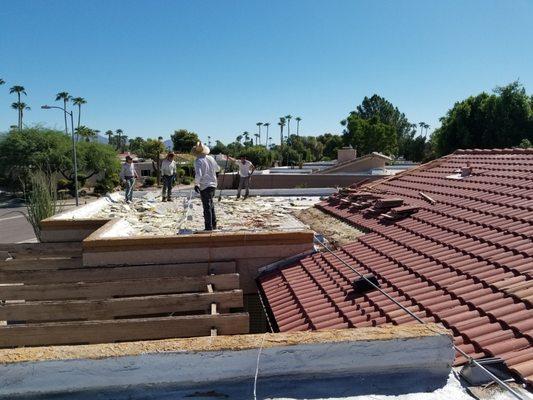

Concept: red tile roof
[[258, 148, 533, 387]]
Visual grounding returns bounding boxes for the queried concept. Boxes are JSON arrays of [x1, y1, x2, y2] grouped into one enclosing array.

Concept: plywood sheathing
[[0, 323, 450, 364]]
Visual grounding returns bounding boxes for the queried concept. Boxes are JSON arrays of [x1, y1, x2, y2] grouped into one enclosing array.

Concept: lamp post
[[41, 105, 79, 206]]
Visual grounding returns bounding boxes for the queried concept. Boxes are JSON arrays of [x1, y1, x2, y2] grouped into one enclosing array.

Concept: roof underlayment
[[258, 148, 533, 388]]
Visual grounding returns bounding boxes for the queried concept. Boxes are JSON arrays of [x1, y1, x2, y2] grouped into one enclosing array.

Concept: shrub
[[23, 171, 61, 241], [143, 176, 156, 187], [181, 176, 193, 185], [94, 173, 120, 195], [57, 178, 71, 190]]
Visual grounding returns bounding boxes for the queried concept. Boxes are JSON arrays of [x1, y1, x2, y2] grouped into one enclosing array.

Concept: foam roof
[[258, 148, 533, 387]]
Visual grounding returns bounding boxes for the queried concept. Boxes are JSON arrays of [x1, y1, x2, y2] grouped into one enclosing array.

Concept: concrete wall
[[218, 173, 380, 190], [0, 325, 454, 398]]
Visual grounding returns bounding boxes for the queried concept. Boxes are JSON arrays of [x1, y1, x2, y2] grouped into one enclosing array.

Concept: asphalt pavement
[[0, 194, 96, 243]]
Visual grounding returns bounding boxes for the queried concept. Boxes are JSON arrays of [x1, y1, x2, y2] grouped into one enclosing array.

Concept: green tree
[[519, 138, 532, 149], [72, 97, 87, 129], [342, 116, 398, 156], [0, 127, 119, 186], [10, 102, 30, 128], [317, 133, 343, 159], [256, 122, 263, 145], [115, 129, 123, 151], [55, 92, 71, 135], [295, 117, 302, 136], [432, 81, 533, 156], [285, 115, 292, 137], [346, 94, 413, 157], [278, 117, 286, 145], [105, 130, 114, 144], [128, 136, 146, 154], [171, 129, 200, 152], [263, 123, 270, 146], [9, 85, 26, 130], [138, 138, 166, 184], [75, 126, 97, 142], [211, 140, 228, 155]]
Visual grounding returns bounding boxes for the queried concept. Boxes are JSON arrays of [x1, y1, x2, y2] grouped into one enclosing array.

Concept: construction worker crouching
[[192, 142, 220, 231], [161, 152, 177, 202]]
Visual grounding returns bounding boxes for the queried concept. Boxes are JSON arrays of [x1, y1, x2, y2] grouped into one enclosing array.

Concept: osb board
[[0, 323, 450, 364]]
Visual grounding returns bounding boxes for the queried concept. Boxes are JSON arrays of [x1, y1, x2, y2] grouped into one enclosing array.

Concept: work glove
[[194, 185, 200, 194]]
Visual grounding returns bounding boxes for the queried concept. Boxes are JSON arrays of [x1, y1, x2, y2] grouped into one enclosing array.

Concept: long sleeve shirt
[[194, 155, 220, 190], [161, 159, 177, 176], [120, 162, 137, 179]]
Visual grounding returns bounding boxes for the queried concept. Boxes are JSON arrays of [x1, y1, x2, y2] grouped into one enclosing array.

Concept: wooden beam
[[0, 290, 243, 321], [0, 258, 83, 271], [0, 274, 241, 301], [0, 262, 236, 285], [0, 242, 82, 258], [0, 313, 249, 347]]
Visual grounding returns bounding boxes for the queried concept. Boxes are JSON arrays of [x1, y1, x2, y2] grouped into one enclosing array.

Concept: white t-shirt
[[161, 159, 176, 176], [238, 160, 254, 177], [194, 155, 220, 190], [120, 162, 136, 179]]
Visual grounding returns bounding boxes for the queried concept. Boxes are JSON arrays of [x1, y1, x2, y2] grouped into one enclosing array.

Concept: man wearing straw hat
[[192, 142, 220, 231]]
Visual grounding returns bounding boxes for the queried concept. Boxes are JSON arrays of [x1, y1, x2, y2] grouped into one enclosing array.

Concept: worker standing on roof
[[228, 155, 255, 199], [161, 152, 177, 202], [192, 142, 220, 231], [119, 155, 138, 204]]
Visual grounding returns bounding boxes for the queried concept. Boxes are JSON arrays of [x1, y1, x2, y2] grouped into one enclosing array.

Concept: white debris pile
[[94, 195, 321, 235]]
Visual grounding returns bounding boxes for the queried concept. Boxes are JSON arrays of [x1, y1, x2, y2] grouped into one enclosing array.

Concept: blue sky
[[1, 0, 532, 144]]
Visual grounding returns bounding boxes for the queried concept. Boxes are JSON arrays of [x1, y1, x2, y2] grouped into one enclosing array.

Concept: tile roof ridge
[[453, 148, 533, 155]]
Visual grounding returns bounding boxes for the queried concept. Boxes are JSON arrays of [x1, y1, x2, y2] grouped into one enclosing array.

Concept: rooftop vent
[[352, 274, 380, 294]]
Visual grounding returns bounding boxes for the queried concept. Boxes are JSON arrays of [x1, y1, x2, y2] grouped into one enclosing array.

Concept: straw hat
[[191, 142, 210, 156]]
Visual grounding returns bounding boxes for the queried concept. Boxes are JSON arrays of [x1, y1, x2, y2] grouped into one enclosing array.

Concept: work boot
[[162, 198, 167, 202], [167, 197, 171, 202]]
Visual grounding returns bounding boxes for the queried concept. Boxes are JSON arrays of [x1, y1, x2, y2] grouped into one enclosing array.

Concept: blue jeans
[[162, 175, 173, 200], [200, 187, 216, 230], [124, 177, 135, 201]]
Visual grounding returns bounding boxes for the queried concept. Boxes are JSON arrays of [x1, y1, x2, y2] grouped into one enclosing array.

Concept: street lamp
[[41, 105, 79, 206]]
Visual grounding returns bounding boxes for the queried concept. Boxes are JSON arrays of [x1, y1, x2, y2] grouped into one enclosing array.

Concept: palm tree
[[243, 131, 250, 146], [268, 137, 273, 149], [76, 126, 97, 142], [256, 122, 263, 145], [105, 130, 114, 144], [278, 117, 286, 144], [121, 135, 129, 151], [254, 133, 260, 146], [208, 136, 212, 147], [295, 117, 302, 136], [418, 122, 425, 137], [9, 85, 26, 129], [0, 79, 4, 86], [424, 123, 430, 137], [236, 134, 243, 144], [11, 102, 30, 128], [71, 97, 86, 129], [115, 129, 123, 151], [285, 115, 293, 137], [55, 92, 71, 135], [263, 122, 270, 145]]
